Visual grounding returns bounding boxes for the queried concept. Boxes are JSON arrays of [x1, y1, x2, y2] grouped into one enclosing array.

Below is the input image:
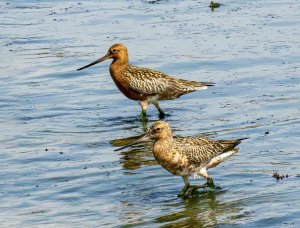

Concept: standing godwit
[[115, 121, 247, 198], [77, 44, 214, 121]]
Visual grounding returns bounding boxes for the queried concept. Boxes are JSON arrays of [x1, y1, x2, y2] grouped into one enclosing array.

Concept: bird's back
[[122, 64, 214, 100], [173, 137, 245, 164]]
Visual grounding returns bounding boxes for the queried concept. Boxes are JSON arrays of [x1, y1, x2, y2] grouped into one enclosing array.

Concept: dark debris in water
[[31, 210, 47, 215], [145, 0, 163, 4], [272, 172, 289, 181], [209, 1, 221, 11]]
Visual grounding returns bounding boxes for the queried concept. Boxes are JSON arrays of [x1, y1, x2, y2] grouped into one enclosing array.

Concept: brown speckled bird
[[116, 121, 247, 197], [77, 44, 214, 121]]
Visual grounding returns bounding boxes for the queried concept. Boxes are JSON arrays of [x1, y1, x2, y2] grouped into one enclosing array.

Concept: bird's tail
[[235, 137, 249, 145], [218, 137, 249, 152], [231, 137, 249, 148], [166, 79, 215, 99], [193, 81, 215, 90]]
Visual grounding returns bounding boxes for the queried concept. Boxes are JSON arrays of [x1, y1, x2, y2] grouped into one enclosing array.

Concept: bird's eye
[[156, 128, 161, 131], [112, 49, 117, 53]]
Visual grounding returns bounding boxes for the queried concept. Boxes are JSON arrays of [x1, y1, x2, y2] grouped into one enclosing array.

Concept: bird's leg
[[178, 184, 190, 197], [140, 111, 147, 122], [153, 100, 165, 119], [158, 109, 165, 119], [139, 101, 149, 122], [200, 168, 215, 190], [205, 177, 215, 190], [179, 176, 208, 198], [180, 177, 204, 199], [178, 176, 190, 197], [183, 186, 200, 199]]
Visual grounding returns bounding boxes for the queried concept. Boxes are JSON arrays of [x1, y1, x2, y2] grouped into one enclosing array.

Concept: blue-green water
[[1, 0, 299, 227]]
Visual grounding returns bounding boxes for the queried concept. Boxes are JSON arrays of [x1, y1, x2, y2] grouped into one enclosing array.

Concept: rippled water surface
[[1, 0, 300, 227]]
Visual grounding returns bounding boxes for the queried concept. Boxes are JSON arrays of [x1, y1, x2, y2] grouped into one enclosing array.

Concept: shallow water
[[1, 0, 300, 227]]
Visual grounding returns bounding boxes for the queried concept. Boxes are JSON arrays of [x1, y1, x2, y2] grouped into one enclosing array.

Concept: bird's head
[[149, 121, 172, 140], [114, 121, 173, 151], [77, 43, 128, 71]]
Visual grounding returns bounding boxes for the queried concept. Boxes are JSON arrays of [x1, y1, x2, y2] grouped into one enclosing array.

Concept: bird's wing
[[124, 65, 173, 94], [174, 137, 237, 164]]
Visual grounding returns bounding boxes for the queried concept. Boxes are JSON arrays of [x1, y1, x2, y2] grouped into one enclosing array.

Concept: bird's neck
[[153, 137, 174, 160], [109, 57, 128, 76]]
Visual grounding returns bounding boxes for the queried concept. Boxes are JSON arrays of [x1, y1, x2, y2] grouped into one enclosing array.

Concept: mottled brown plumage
[[77, 44, 214, 120], [116, 121, 247, 197]]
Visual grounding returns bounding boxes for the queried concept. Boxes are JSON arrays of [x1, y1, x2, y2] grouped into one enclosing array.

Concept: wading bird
[[77, 44, 214, 121], [116, 121, 247, 198]]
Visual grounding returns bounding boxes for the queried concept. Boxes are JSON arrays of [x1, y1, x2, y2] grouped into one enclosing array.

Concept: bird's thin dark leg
[[158, 108, 165, 119], [178, 184, 190, 197], [153, 101, 165, 119], [178, 176, 190, 197]]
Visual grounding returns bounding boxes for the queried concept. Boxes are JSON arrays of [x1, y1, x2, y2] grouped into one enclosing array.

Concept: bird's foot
[[183, 186, 200, 199], [177, 184, 190, 197], [140, 111, 148, 122], [205, 177, 215, 190], [179, 180, 220, 198], [158, 109, 166, 119], [178, 184, 205, 198]]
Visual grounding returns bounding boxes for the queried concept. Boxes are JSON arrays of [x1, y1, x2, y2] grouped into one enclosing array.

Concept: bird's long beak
[[114, 132, 151, 151], [77, 53, 111, 71]]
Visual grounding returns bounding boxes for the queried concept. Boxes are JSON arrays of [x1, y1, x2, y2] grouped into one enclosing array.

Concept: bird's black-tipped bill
[[114, 133, 150, 151], [77, 53, 111, 71]]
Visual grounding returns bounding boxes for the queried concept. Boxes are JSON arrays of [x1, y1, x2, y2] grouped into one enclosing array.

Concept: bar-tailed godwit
[[77, 44, 214, 121], [116, 121, 247, 198]]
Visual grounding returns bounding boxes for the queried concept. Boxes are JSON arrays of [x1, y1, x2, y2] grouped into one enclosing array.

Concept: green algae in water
[[209, 1, 221, 11]]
